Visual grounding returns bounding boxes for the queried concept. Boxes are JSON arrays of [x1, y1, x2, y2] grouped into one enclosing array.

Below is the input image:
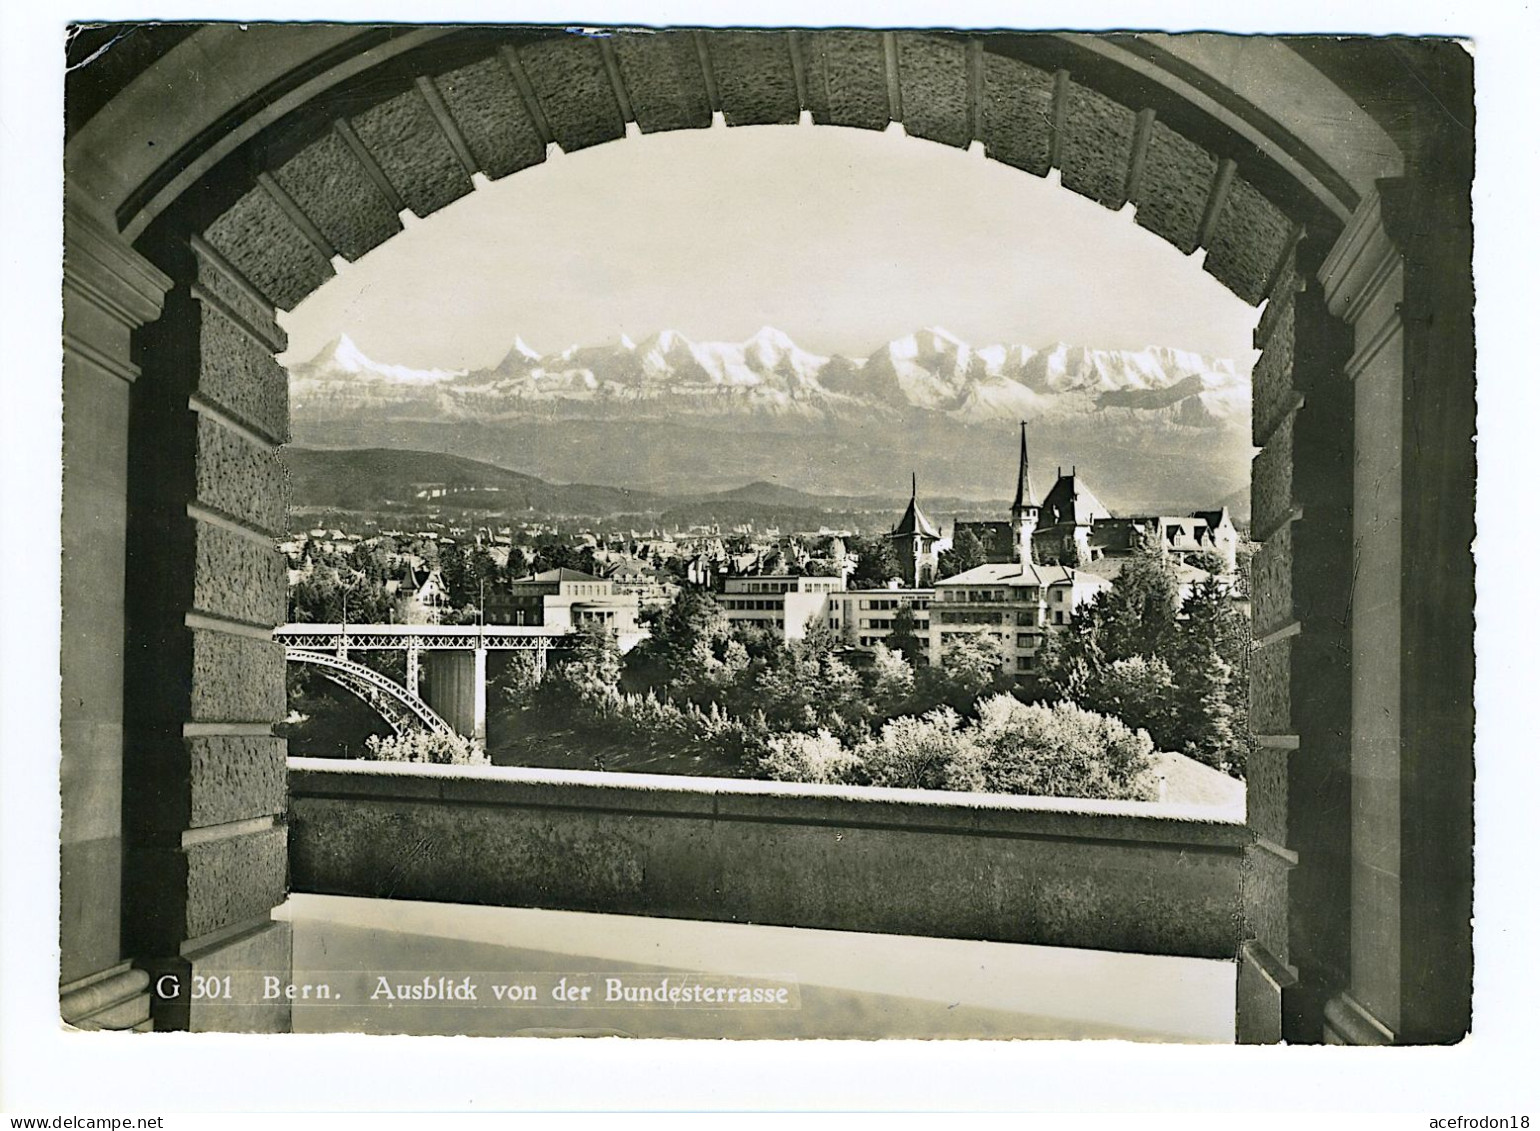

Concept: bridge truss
[[285, 648, 456, 738]]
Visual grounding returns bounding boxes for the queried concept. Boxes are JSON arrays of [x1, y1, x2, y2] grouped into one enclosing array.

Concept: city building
[[718, 574, 845, 642], [826, 588, 934, 653], [485, 567, 641, 641], [928, 562, 1111, 673]]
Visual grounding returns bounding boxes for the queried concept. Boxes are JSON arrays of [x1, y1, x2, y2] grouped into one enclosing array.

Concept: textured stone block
[[195, 415, 289, 535], [981, 53, 1054, 176], [350, 87, 473, 219], [1133, 121, 1217, 255], [193, 520, 286, 627], [1060, 79, 1137, 210], [202, 185, 332, 311], [185, 919, 292, 1033], [1250, 634, 1294, 735], [185, 826, 288, 939], [1251, 411, 1295, 541], [517, 36, 625, 152], [1252, 295, 1298, 446], [196, 305, 289, 443], [1252, 521, 1295, 637], [270, 131, 400, 261], [611, 31, 712, 134], [799, 30, 889, 131], [1242, 846, 1291, 961], [1205, 175, 1294, 305], [1236, 945, 1284, 1044], [897, 33, 970, 148], [188, 736, 288, 829], [708, 31, 800, 126], [190, 630, 286, 724], [432, 55, 546, 179], [193, 244, 285, 347], [1245, 745, 1290, 848]]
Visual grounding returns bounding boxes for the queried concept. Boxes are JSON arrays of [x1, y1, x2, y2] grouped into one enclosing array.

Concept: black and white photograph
[[3, 0, 1534, 1118]]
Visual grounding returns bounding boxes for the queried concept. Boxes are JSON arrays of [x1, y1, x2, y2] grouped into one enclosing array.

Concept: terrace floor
[[276, 893, 1235, 1041]]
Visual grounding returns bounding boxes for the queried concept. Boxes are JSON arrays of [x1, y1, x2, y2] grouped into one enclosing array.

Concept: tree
[[886, 606, 926, 667], [847, 535, 900, 590], [868, 644, 916, 717], [362, 729, 488, 766], [858, 707, 979, 791], [919, 632, 1011, 714], [937, 526, 988, 579], [541, 624, 622, 710], [624, 590, 747, 703], [1186, 549, 1231, 577]]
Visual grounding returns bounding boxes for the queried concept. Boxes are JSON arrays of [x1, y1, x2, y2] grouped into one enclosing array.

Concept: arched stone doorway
[[61, 25, 1473, 1042]]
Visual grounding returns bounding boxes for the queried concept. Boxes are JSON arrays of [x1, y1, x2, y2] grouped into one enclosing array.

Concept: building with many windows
[[826, 589, 934, 652], [717, 574, 845, 642], [485, 567, 641, 641], [928, 563, 1111, 673]]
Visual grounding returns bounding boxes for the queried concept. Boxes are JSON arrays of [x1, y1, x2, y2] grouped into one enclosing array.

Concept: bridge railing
[[275, 624, 571, 651]]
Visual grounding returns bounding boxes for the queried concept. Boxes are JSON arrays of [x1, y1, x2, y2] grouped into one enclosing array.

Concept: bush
[[759, 730, 863, 786], [956, 696, 1157, 801], [858, 707, 981, 791], [362, 730, 488, 766]]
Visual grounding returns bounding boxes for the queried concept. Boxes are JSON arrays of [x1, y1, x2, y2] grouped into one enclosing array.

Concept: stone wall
[[290, 759, 1251, 960]]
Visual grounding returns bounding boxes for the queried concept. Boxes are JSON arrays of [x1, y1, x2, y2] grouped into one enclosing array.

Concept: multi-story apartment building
[[826, 589, 934, 652], [717, 574, 845, 642], [928, 562, 1111, 674]]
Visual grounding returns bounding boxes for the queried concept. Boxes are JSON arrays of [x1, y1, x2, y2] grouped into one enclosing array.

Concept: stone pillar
[[473, 645, 488, 744], [1237, 228, 1356, 1043], [60, 205, 172, 1029], [121, 234, 292, 1032], [421, 650, 480, 739], [1313, 176, 1473, 1044]]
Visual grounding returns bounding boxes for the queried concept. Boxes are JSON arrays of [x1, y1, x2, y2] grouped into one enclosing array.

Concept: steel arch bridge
[[285, 648, 455, 738]]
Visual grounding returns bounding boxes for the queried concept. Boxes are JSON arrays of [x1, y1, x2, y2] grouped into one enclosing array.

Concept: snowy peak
[[287, 326, 1248, 431]]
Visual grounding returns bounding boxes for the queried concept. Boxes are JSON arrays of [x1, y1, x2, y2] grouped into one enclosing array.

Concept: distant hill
[[280, 447, 660, 516]]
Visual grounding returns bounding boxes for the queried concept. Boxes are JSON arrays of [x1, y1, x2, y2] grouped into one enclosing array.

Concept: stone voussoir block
[[1133, 120, 1218, 255], [1244, 745, 1290, 848], [193, 519, 286, 627], [431, 54, 547, 179], [202, 185, 333, 312], [516, 36, 625, 152], [896, 33, 970, 149], [611, 31, 713, 134], [188, 735, 288, 829], [196, 304, 290, 443], [1204, 174, 1294, 305], [1060, 79, 1137, 210], [195, 415, 289, 535], [270, 130, 400, 261], [798, 29, 889, 131], [190, 630, 286, 724], [193, 242, 286, 346], [981, 52, 1055, 177], [1241, 845, 1291, 963], [708, 30, 801, 127], [350, 86, 473, 219]]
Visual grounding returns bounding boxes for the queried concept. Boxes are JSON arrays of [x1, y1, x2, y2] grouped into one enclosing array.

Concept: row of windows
[[722, 598, 784, 611]]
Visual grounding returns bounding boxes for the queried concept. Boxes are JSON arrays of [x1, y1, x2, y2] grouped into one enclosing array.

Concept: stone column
[[121, 234, 292, 1032], [1314, 175, 1474, 1044], [1237, 228, 1356, 1043], [422, 650, 479, 739], [60, 205, 172, 1029], [473, 645, 488, 744]]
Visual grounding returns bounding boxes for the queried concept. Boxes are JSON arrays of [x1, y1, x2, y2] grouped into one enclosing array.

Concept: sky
[[277, 119, 1260, 372]]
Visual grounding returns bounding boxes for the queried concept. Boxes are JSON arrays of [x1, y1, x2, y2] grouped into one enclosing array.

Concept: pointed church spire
[[1011, 422, 1036, 514]]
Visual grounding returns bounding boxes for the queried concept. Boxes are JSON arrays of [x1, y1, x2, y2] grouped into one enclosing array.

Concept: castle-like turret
[[889, 472, 940, 587], [1010, 422, 1039, 566]]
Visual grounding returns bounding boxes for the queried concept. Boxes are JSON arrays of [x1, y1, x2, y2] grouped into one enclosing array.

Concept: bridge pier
[[421, 647, 487, 743]]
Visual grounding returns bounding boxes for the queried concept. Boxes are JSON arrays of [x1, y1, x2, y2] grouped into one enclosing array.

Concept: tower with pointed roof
[[889, 472, 940, 587], [1009, 422, 1039, 567]]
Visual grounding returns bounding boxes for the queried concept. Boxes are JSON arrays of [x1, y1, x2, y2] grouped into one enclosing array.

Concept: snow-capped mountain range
[[285, 327, 1253, 511], [287, 326, 1249, 430]]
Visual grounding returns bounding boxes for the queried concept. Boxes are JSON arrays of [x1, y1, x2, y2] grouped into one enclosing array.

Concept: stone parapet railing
[[289, 759, 1249, 959]]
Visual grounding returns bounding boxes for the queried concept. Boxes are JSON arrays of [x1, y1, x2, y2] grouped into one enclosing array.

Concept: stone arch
[[62, 26, 1472, 1043]]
